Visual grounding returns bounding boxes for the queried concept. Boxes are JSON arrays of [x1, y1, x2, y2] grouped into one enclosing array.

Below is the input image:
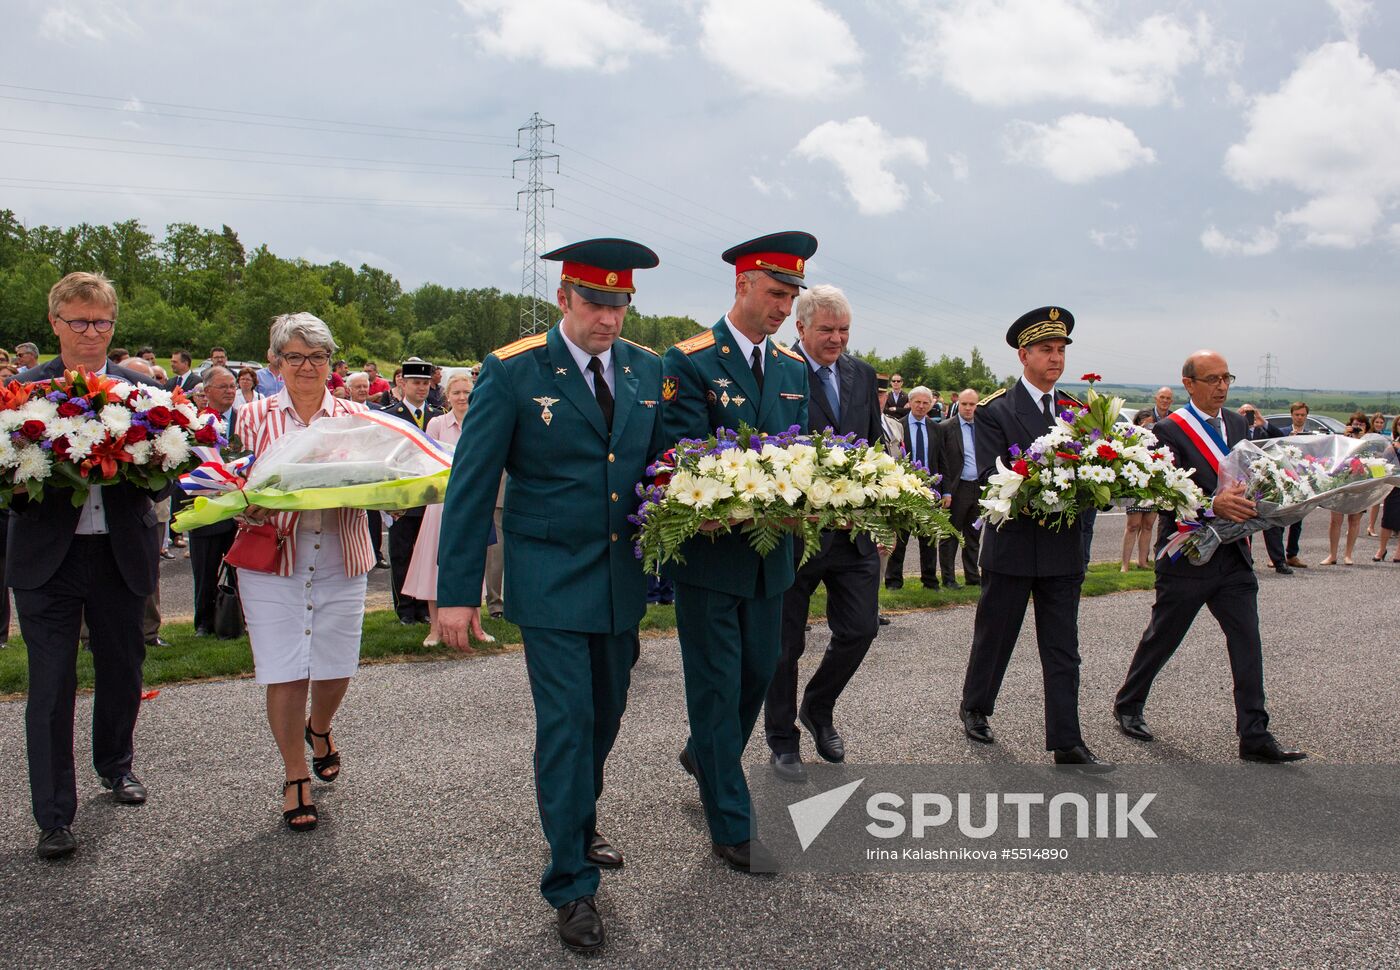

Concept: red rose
[[171, 409, 190, 428], [57, 400, 86, 418], [20, 419, 46, 441], [654, 471, 672, 488], [146, 406, 173, 427], [124, 424, 149, 444], [194, 423, 218, 445], [1012, 459, 1030, 477], [1096, 443, 1119, 460], [52, 436, 71, 460]]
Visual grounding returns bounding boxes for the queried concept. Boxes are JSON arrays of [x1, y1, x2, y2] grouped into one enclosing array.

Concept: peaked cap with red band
[[542, 237, 660, 307], [722, 230, 818, 289]]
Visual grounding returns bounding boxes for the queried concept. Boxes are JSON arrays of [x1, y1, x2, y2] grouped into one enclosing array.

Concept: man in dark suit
[[166, 349, 200, 392], [378, 357, 444, 623], [1114, 354, 1306, 763], [887, 386, 940, 589], [958, 307, 1107, 768], [882, 374, 910, 420], [764, 284, 883, 783], [188, 366, 241, 636], [8, 272, 166, 859], [1239, 404, 1293, 575], [936, 388, 982, 588]]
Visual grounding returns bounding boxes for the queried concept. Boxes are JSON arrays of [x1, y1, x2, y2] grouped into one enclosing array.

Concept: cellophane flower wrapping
[[0, 367, 222, 509], [631, 424, 960, 575], [1161, 433, 1400, 564], [173, 413, 454, 530], [979, 384, 1207, 531]]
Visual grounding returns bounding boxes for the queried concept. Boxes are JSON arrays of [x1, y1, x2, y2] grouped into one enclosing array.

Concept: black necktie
[[588, 357, 613, 431], [914, 421, 926, 467], [1041, 392, 1054, 426], [750, 346, 764, 393]]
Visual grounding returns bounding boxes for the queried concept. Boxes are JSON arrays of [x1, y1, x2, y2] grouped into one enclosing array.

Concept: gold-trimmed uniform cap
[[674, 330, 716, 355], [492, 333, 547, 361], [542, 237, 660, 307], [1007, 306, 1075, 349], [401, 356, 434, 378], [722, 231, 818, 289]]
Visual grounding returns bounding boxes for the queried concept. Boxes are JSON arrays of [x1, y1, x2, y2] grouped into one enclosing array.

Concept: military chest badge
[[713, 378, 732, 388], [730, 395, 746, 406], [533, 396, 559, 426], [706, 389, 718, 404], [662, 376, 678, 401], [720, 391, 731, 406]]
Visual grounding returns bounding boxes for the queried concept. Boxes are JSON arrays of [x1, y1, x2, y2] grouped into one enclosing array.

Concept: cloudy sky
[[3, 0, 1398, 390]]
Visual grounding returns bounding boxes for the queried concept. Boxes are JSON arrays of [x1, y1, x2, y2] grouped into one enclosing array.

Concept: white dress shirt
[[558, 323, 615, 396], [723, 316, 764, 377]]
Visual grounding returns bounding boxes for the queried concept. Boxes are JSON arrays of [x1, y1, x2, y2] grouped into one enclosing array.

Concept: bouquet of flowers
[[979, 376, 1206, 530], [1160, 434, 1400, 564], [631, 424, 958, 574], [172, 411, 454, 531], [0, 367, 223, 508]]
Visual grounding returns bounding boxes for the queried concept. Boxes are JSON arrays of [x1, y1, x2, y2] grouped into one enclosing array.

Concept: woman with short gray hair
[[235, 312, 376, 831]]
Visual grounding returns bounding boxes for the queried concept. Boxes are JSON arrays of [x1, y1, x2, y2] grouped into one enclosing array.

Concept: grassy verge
[[0, 564, 1154, 696]]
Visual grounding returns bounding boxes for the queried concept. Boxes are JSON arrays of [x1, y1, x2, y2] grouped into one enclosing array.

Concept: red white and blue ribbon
[[179, 447, 254, 496], [1167, 403, 1228, 473]]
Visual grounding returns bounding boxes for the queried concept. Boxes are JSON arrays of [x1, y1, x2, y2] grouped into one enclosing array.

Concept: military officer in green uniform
[[437, 238, 663, 955], [660, 231, 815, 873]]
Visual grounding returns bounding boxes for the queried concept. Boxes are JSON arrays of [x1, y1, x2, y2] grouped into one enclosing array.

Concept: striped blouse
[[236, 388, 376, 578]]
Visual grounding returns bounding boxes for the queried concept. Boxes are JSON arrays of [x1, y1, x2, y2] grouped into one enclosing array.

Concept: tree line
[[0, 211, 1002, 392]]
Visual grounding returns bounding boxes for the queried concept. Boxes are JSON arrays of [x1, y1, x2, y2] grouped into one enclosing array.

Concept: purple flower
[[45, 390, 69, 403]]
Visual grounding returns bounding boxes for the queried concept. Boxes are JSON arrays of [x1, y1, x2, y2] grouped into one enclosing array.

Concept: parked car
[[1265, 413, 1346, 435], [197, 359, 262, 379]]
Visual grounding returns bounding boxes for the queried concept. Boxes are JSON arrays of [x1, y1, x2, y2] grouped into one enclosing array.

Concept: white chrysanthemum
[[760, 443, 793, 469], [99, 403, 132, 437], [717, 449, 747, 478], [106, 380, 136, 400], [771, 473, 800, 505], [1052, 467, 1076, 488], [132, 386, 173, 410], [14, 446, 52, 482], [0, 410, 22, 433], [0, 437, 19, 468], [821, 448, 849, 468], [126, 440, 154, 465], [733, 466, 773, 503], [23, 398, 60, 423], [694, 455, 720, 476], [155, 426, 191, 470]]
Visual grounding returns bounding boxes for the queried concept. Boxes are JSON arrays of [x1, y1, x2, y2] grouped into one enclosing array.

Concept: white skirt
[[239, 531, 369, 685]]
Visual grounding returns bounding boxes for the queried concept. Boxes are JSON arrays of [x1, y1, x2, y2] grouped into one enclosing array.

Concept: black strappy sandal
[[283, 778, 318, 832], [305, 720, 341, 783]]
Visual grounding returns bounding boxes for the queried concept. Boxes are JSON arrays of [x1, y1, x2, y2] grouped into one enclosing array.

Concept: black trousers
[[1262, 527, 1286, 566], [938, 480, 982, 583], [765, 534, 880, 755], [961, 569, 1085, 750], [1285, 521, 1303, 559], [0, 513, 10, 641], [389, 512, 428, 621], [1115, 552, 1271, 743], [367, 510, 384, 564], [15, 536, 146, 830], [887, 531, 937, 587], [189, 528, 236, 634]]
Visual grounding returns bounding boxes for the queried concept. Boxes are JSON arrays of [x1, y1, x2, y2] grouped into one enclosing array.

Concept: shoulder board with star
[[977, 387, 1007, 407], [673, 330, 716, 355], [491, 333, 547, 362], [1057, 389, 1085, 407], [618, 336, 659, 356], [773, 342, 804, 363]]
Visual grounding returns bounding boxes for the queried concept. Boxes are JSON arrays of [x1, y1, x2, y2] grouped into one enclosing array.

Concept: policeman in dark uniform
[[661, 231, 813, 872], [379, 357, 444, 623], [958, 307, 1109, 769], [436, 239, 665, 954]]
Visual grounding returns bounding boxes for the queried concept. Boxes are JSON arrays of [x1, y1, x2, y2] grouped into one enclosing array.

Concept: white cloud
[[794, 117, 928, 215], [921, 182, 943, 204], [947, 152, 969, 181], [1089, 226, 1138, 251], [1223, 42, 1400, 248], [1004, 114, 1155, 184], [902, 0, 1199, 106], [39, 1, 136, 43], [749, 174, 794, 199], [459, 0, 669, 72], [1200, 226, 1280, 257], [699, 0, 861, 98], [1325, 0, 1372, 43]]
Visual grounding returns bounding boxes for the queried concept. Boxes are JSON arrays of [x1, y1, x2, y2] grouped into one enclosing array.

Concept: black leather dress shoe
[[712, 840, 752, 872], [145, 637, 170, 648], [877, 613, 891, 626], [586, 832, 624, 869], [1274, 563, 1295, 575], [959, 706, 994, 744], [37, 827, 76, 860], [885, 580, 903, 590], [770, 752, 808, 784], [943, 580, 963, 590], [556, 896, 604, 953], [799, 706, 845, 762], [678, 747, 696, 777], [1240, 738, 1308, 763], [965, 577, 981, 586], [1116, 712, 1154, 741], [1052, 745, 1114, 772], [102, 772, 148, 804]]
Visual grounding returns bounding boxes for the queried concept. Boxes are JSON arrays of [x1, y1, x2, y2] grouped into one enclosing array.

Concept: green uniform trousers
[[674, 582, 783, 847], [519, 625, 638, 908]]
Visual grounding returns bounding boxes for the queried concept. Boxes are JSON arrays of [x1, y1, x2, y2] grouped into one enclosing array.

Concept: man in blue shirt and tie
[[936, 388, 982, 588], [887, 386, 940, 589]]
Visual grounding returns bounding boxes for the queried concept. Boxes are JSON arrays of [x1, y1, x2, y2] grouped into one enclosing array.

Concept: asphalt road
[[0, 515, 1397, 967]]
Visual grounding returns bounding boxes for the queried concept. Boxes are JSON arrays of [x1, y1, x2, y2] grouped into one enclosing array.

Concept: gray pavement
[[1, 518, 1397, 967]]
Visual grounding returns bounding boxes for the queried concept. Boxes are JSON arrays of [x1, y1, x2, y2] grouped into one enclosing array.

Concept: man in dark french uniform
[[1113, 351, 1306, 762], [660, 231, 813, 872], [378, 357, 444, 624], [436, 239, 665, 954], [958, 307, 1109, 769]]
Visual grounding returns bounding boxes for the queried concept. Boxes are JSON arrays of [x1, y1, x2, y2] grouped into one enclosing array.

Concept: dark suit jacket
[[192, 408, 239, 538], [975, 381, 1084, 577], [883, 390, 910, 421], [1151, 407, 1253, 574], [937, 413, 977, 490], [796, 347, 883, 557], [167, 369, 201, 393], [6, 357, 166, 596], [377, 399, 444, 519], [1245, 421, 1283, 442], [901, 413, 939, 472]]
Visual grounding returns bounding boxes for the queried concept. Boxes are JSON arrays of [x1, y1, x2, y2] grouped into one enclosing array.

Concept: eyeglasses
[[1186, 373, 1236, 387], [55, 314, 115, 334], [278, 351, 332, 368]]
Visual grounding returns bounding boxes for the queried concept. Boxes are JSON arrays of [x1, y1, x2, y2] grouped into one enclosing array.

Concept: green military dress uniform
[[437, 324, 663, 908], [660, 318, 809, 846]]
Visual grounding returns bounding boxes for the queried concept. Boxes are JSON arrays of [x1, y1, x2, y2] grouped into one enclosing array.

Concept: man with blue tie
[[188, 366, 242, 637], [936, 388, 982, 588], [887, 386, 940, 590]]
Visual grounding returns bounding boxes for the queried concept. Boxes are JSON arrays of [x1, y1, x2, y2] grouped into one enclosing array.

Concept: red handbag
[[223, 521, 286, 574]]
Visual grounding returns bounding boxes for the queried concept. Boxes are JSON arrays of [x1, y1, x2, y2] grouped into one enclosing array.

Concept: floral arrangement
[[979, 376, 1206, 530], [631, 424, 959, 574], [0, 367, 223, 508]]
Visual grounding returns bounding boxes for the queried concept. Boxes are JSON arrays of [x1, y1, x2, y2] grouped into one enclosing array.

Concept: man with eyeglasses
[[883, 374, 910, 420], [15, 342, 39, 373], [6, 272, 167, 860], [1114, 350, 1307, 763]]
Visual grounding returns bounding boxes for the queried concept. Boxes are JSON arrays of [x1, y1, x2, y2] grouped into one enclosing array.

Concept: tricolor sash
[[1167, 404, 1228, 473]]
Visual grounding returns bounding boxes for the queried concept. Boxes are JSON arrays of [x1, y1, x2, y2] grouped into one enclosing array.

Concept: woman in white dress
[[235, 313, 376, 831]]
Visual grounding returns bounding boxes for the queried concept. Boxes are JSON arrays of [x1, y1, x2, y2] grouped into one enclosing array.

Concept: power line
[[0, 176, 514, 210], [515, 113, 557, 338]]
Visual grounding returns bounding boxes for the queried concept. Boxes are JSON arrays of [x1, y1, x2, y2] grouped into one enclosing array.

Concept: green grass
[[0, 564, 1153, 696]]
